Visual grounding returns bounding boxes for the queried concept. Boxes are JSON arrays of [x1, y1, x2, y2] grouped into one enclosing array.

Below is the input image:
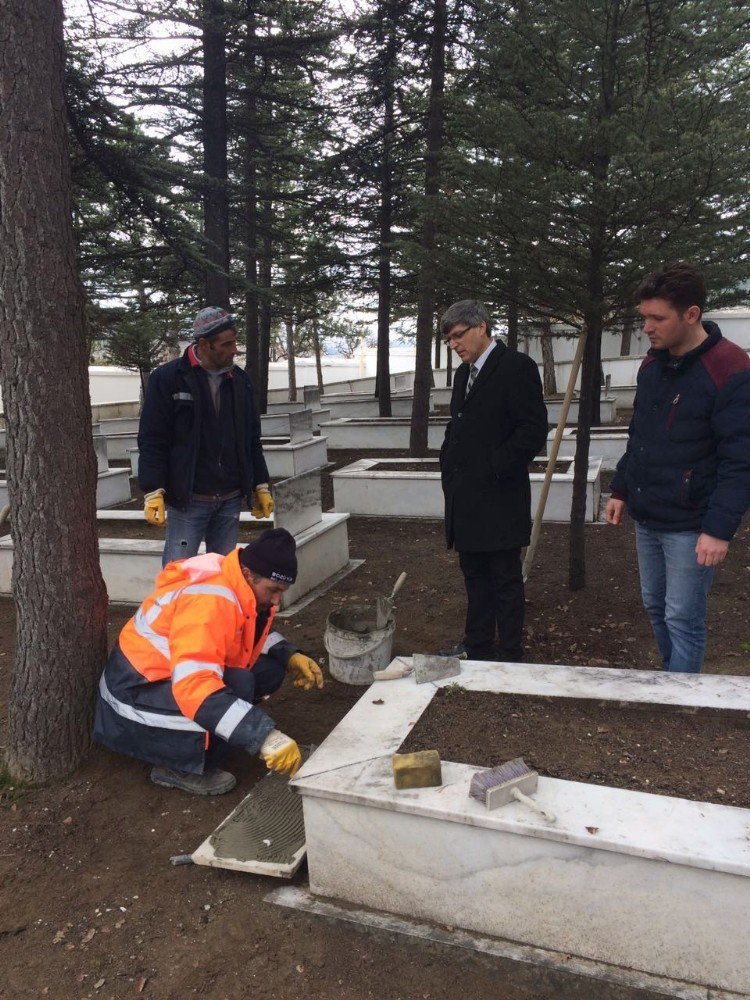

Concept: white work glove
[[259, 729, 302, 777], [144, 488, 166, 526]]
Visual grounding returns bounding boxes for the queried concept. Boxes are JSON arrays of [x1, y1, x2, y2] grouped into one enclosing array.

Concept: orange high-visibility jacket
[[93, 549, 289, 773]]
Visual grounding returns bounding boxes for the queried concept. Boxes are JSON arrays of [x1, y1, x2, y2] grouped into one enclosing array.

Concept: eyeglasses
[[443, 325, 475, 346]]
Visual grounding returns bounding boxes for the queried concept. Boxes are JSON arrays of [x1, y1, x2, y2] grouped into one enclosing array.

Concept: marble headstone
[[289, 408, 314, 444], [273, 468, 322, 537], [303, 385, 321, 409]]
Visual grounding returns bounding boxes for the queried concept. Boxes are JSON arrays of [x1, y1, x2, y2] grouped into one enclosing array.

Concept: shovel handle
[[390, 572, 407, 600]]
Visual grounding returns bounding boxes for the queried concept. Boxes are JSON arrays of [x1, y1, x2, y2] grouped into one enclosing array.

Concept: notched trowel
[[413, 652, 461, 685]]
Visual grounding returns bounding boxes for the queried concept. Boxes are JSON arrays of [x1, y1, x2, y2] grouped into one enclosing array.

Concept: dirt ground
[[402, 689, 750, 808], [1, 452, 749, 999]]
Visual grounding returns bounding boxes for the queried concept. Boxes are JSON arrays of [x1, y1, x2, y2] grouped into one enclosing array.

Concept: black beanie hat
[[240, 528, 297, 584]]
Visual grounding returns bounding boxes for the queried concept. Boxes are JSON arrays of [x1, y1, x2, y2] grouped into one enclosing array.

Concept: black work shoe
[[150, 765, 237, 796], [437, 641, 469, 659]]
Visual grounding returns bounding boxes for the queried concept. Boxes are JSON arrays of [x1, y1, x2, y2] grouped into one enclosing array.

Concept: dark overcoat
[[440, 340, 548, 552]]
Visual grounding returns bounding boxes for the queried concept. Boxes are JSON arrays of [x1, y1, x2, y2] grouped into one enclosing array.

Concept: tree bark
[[284, 315, 297, 402], [242, 2, 260, 386], [0, 0, 108, 780], [506, 276, 519, 350], [257, 160, 273, 412], [202, 0, 230, 309], [620, 307, 636, 356], [312, 317, 324, 392], [410, 0, 446, 456], [375, 7, 396, 417], [540, 317, 557, 395]]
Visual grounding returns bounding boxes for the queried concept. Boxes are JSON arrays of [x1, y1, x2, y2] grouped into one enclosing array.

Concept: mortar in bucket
[[324, 573, 406, 685]]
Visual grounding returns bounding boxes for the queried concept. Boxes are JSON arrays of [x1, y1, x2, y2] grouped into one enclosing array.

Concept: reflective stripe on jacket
[[93, 549, 280, 773]]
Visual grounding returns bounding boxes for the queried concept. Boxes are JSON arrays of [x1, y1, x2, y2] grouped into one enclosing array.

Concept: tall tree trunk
[[257, 162, 273, 412], [540, 317, 557, 395], [242, 3, 260, 386], [570, 0, 619, 589], [375, 9, 396, 417], [410, 0, 446, 456], [312, 317, 324, 392], [506, 272, 519, 350], [202, 0, 230, 309], [0, 0, 108, 781], [434, 324, 441, 371], [285, 315, 297, 402], [620, 307, 636, 356]]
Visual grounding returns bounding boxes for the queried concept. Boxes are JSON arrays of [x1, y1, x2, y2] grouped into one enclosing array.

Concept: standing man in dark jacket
[[438, 300, 548, 662], [607, 262, 750, 673], [138, 307, 274, 566]]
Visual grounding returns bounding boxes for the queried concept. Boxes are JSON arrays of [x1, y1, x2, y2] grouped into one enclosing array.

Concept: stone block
[[392, 750, 442, 789]]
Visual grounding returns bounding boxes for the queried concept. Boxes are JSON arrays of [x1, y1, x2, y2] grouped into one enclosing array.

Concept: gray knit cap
[[191, 306, 235, 341]]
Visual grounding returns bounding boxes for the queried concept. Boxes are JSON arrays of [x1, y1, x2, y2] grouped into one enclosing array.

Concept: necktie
[[465, 364, 478, 397]]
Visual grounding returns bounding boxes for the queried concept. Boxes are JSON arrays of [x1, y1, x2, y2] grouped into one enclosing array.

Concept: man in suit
[[438, 300, 548, 661]]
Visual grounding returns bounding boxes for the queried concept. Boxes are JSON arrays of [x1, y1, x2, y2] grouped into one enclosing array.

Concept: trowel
[[374, 571, 407, 628]]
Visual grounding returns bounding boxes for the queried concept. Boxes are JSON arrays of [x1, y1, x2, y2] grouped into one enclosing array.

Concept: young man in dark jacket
[[138, 307, 274, 566], [607, 262, 750, 672], [438, 299, 548, 662]]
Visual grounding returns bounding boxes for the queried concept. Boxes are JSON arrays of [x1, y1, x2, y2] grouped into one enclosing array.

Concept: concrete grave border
[[292, 660, 750, 996]]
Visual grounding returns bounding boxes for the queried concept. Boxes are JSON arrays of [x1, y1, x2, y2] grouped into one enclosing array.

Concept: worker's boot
[[150, 765, 237, 796]]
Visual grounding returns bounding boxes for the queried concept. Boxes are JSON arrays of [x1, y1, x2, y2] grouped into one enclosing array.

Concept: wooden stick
[[523, 327, 588, 582]]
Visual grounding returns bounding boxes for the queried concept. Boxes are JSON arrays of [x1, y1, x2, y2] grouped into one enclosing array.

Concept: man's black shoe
[[437, 641, 501, 662], [437, 641, 469, 659]]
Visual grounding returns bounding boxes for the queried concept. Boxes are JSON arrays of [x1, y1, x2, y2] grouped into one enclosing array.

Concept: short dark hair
[[439, 299, 492, 337], [635, 261, 706, 315]]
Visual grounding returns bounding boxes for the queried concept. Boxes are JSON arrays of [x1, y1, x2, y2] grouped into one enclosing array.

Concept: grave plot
[[261, 406, 331, 437], [321, 417, 448, 451], [127, 410, 329, 481], [546, 426, 628, 470], [292, 660, 750, 996], [0, 467, 355, 610], [261, 409, 329, 478], [0, 432, 131, 510], [320, 391, 424, 420], [544, 395, 618, 425], [429, 391, 620, 423], [332, 456, 602, 521]]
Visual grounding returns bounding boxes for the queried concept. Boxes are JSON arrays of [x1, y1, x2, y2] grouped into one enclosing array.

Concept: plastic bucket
[[324, 607, 395, 685]]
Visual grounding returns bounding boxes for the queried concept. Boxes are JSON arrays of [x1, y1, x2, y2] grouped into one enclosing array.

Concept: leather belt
[[191, 489, 241, 502]]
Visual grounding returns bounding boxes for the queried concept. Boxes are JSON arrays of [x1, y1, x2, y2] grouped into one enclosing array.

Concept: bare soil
[[401, 689, 750, 808], [1, 452, 749, 999]]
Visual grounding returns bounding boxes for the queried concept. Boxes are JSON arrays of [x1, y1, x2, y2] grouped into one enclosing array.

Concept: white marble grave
[[321, 392, 425, 420], [547, 426, 628, 471], [0, 466, 130, 511], [293, 660, 750, 996], [332, 455, 602, 522], [321, 417, 448, 451], [98, 416, 140, 436], [104, 432, 139, 462], [0, 468, 351, 610], [261, 407, 331, 436], [545, 395, 618, 425]]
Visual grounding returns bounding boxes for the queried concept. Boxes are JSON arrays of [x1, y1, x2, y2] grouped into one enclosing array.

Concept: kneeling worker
[[93, 528, 323, 795]]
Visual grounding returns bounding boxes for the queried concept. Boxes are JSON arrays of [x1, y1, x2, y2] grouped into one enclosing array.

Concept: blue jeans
[[163, 494, 242, 567], [634, 523, 715, 673]]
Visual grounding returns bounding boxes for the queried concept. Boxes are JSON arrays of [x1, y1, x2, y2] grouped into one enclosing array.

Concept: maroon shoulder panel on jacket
[[639, 355, 657, 371], [700, 338, 750, 390]]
